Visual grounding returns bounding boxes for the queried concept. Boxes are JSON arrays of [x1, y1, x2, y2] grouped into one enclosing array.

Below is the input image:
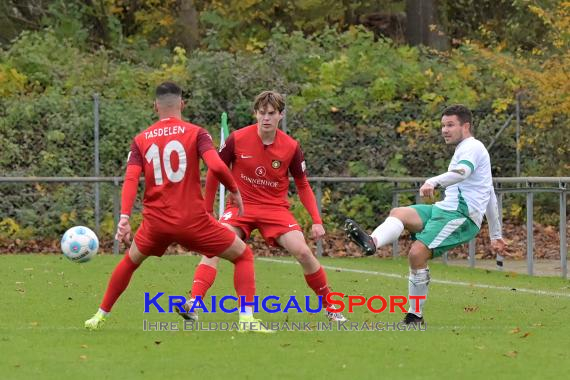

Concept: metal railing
[[310, 176, 569, 278], [1, 176, 568, 278]]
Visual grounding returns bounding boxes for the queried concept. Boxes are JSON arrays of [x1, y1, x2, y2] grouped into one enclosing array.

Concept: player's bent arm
[[425, 162, 473, 188], [201, 150, 238, 193], [485, 189, 503, 240], [115, 164, 141, 244], [204, 169, 220, 214], [120, 164, 143, 217], [293, 176, 323, 225]]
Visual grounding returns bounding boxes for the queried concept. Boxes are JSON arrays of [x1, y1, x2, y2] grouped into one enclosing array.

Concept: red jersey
[[126, 117, 215, 224], [219, 124, 305, 208]]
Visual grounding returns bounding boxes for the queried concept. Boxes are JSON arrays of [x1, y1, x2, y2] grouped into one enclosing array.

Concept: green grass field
[[2, 254, 569, 379]]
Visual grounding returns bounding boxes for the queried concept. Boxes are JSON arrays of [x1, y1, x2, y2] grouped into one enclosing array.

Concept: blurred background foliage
[[0, 0, 568, 240]]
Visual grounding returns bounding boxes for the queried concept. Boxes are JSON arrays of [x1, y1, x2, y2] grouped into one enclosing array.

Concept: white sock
[[98, 308, 110, 316], [408, 267, 430, 317], [371, 216, 404, 248], [239, 306, 253, 318]]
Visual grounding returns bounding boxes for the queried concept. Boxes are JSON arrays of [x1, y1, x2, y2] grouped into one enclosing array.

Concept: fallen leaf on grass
[[510, 327, 521, 334], [504, 351, 518, 358]]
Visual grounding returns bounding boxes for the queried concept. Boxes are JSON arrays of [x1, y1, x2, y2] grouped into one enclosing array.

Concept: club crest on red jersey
[[255, 166, 266, 177], [272, 160, 281, 169]]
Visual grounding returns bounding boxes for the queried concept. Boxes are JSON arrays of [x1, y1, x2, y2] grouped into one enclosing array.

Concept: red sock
[[100, 253, 140, 312], [304, 266, 331, 306], [231, 246, 256, 304], [190, 264, 217, 299]]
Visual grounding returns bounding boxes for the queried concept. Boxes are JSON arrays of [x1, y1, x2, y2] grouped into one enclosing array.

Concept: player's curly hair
[[253, 91, 285, 113]]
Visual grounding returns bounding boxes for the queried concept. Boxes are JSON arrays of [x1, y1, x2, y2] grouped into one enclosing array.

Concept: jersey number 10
[[145, 141, 187, 185]]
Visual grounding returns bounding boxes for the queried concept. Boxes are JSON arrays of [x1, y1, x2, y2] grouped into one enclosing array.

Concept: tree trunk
[[83, 0, 110, 44], [405, 0, 448, 50], [175, 0, 200, 51], [0, 0, 43, 43]]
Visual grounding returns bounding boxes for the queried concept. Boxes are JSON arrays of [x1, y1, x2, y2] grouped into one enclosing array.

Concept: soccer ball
[[61, 226, 99, 263]]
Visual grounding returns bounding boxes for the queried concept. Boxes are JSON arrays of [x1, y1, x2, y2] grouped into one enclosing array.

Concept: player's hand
[[491, 238, 506, 253], [311, 224, 326, 241], [115, 216, 132, 245], [228, 190, 245, 216], [419, 181, 436, 198]]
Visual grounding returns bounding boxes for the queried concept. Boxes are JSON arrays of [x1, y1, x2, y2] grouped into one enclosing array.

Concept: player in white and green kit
[[345, 104, 506, 325]]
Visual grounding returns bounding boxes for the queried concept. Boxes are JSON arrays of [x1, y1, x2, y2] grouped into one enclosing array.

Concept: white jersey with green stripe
[[434, 137, 493, 228]]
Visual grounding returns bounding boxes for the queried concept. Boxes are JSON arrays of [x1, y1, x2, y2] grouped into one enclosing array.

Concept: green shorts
[[410, 204, 479, 257]]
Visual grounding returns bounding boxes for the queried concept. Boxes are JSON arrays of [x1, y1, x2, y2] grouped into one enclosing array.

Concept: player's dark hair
[[442, 104, 473, 126], [253, 91, 285, 113], [155, 82, 182, 97]]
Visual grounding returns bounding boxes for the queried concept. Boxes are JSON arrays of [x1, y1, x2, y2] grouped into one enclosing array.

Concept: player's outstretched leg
[[233, 247, 274, 334], [277, 231, 347, 322], [238, 315, 276, 333], [176, 298, 199, 322], [85, 248, 144, 330], [324, 305, 347, 322], [190, 260, 218, 300], [84, 309, 107, 330], [177, 257, 220, 322], [304, 267, 347, 322], [219, 238, 275, 333], [344, 219, 376, 255]]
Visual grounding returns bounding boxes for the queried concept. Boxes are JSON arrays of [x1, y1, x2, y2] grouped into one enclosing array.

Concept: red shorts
[[134, 214, 236, 257], [219, 206, 302, 247]]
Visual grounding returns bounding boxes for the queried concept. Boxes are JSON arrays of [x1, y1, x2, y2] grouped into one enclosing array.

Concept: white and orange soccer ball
[[61, 226, 99, 263]]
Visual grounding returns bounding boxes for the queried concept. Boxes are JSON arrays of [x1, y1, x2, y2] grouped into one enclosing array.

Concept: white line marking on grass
[[258, 258, 570, 298]]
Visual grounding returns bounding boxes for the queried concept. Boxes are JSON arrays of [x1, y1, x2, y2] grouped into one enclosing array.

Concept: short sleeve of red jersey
[[197, 128, 216, 157], [127, 140, 143, 167], [289, 143, 306, 178], [218, 133, 235, 165]]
